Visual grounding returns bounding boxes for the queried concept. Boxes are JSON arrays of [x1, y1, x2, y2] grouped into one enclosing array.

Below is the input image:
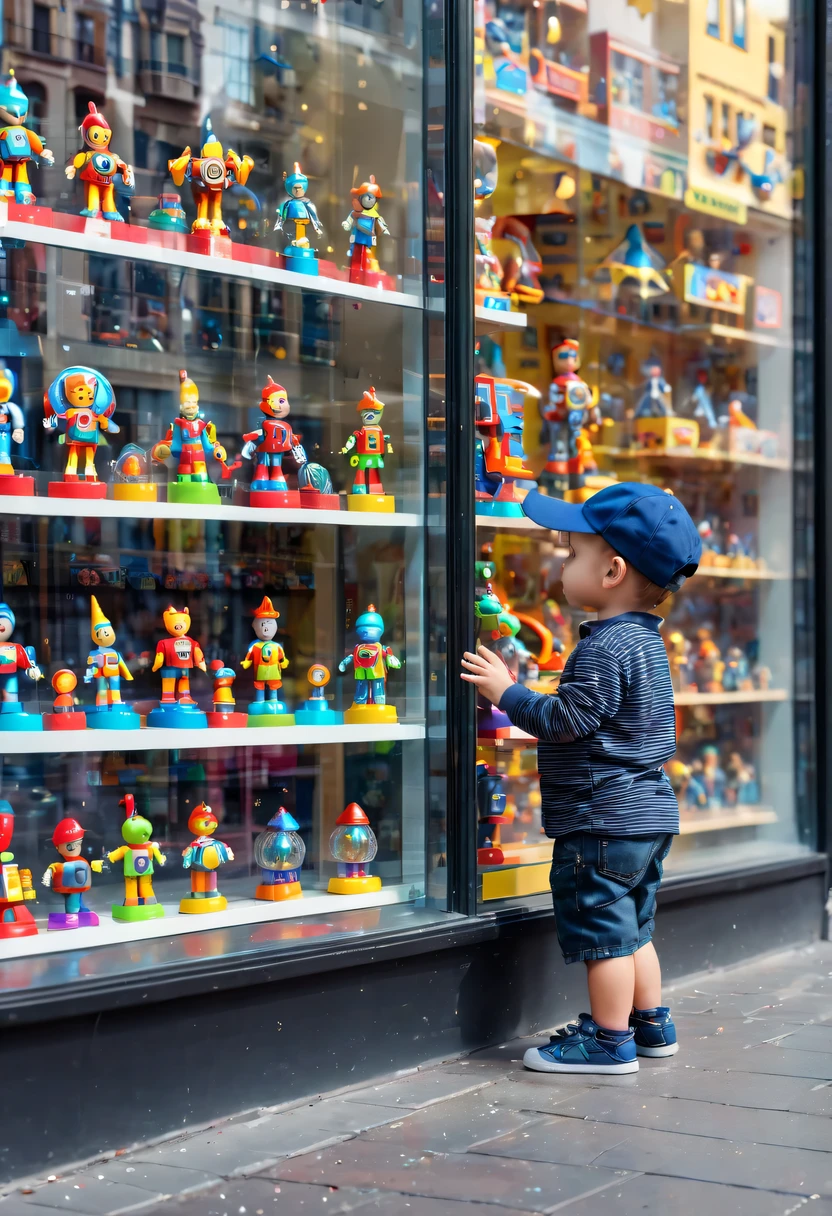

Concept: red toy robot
[[342, 176, 390, 286], [65, 101, 133, 222], [242, 377, 305, 507], [0, 800, 37, 938], [541, 339, 600, 495]]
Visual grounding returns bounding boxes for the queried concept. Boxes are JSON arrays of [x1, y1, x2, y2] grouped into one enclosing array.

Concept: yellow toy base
[[347, 494, 395, 513], [255, 881, 302, 901], [344, 704, 398, 725], [635, 416, 700, 451], [179, 894, 227, 915], [113, 483, 158, 502], [328, 875, 382, 895]]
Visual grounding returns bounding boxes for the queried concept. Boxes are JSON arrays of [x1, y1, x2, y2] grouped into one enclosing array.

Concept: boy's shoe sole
[[522, 1046, 639, 1074], [635, 1041, 679, 1058]]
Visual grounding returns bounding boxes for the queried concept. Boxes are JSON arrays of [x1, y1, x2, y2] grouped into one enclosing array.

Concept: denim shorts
[[549, 832, 673, 964]]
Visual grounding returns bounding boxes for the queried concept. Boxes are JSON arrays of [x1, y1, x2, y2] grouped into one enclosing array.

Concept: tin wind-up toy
[[276, 162, 323, 275], [84, 596, 139, 728], [240, 596, 294, 726], [207, 659, 247, 727], [65, 100, 133, 222], [327, 803, 381, 895], [475, 374, 536, 516], [180, 803, 234, 914], [43, 669, 87, 731], [0, 800, 37, 938], [0, 71, 54, 206], [541, 340, 601, 496], [294, 664, 343, 725], [43, 366, 119, 499], [338, 603, 400, 725], [0, 364, 33, 495], [342, 175, 390, 287], [107, 795, 165, 922], [254, 806, 306, 901], [242, 377, 339, 510], [167, 117, 254, 240], [42, 818, 103, 930], [0, 602, 42, 731], [147, 604, 208, 728], [340, 387, 394, 512], [151, 370, 227, 505]]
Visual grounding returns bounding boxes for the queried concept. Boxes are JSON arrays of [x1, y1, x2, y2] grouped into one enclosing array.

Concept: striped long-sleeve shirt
[[498, 611, 679, 838]]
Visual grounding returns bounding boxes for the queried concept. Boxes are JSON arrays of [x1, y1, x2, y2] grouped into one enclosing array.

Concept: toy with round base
[[254, 807, 306, 901], [107, 795, 165, 921], [84, 596, 140, 729], [65, 100, 133, 222], [151, 370, 227, 507], [476, 763, 510, 866], [147, 192, 189, 233], [0, 71, 54, 205], [147, 604, 208, 728], [0, 602, 43, 731], [0, 364, 34, 495], [341, 387, 395, 513], [241, 378, 340, 511], [342, 176, 390, 287], [328, 803, 381, 895], [112, 443, 157, 502], [295, 664, 343, 725], [0, 800, 37, 938], [339, 604, 400, 725], [168, 116, 253, 240], [475, 374, 537, 515], [474, 585, 516, 738], [44, 669, 87, 731], [206, 659, 247, 727], [276, 163, 323, 276], [44, 366, 120, 498], [42, 817, 103, 930], [180, 804, 234, 914], [241, 597, 295, 725], [540, 340, 601, 497]]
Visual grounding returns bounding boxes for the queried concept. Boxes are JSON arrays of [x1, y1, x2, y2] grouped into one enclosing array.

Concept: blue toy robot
[[338, 604, 401, 716], [276, 162, 323, 276], [0, 71, 54, 205], [0, 367, 24, 474], [0, 603, 42, 729]]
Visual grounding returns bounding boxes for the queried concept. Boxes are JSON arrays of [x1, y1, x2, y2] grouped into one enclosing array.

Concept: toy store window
[[731, 0, 747, 50], [706, 0, 721, 39], [610, 51, 643, 113]]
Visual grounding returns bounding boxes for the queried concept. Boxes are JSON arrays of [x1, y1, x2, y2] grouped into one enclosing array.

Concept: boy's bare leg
[[633, 940, 662, 1009], [586, 956, 635, 1031]]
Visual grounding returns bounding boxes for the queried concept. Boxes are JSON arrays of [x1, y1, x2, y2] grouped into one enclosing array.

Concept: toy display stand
[[112, 902, 165, 922], [187, 232, 233, 261], [0, 709, 43, 732], [0, 908, 37, 938], [477, 845, 505, 866], [47, 910, 99, 930], [167, 482, 221, 505], [113, 483, 158, 502], [478, 706, 514, 738], [179, 893, 227, 915], [206, 710, 247, 728], [353, 270, 388, 290], [249, 487, 301, 509], [282, 248, 319, 277], [0, 474, 35, 496], [295, 697, 343, 726], [43, 710, 87, 732], [327, 874, 382, 895], [343, 703, 397, 725], [48, 480, 107, 500], [476, 496, 524, 518], [246, 701, 295, 727], [347, 493, 395, 513], [300, 490, 341, 511], [85, 704, 141, 730], [146, 703, 208, 729], [255, 877, 302, 901]]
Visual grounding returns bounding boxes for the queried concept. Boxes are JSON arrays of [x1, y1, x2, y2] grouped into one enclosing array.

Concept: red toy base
[[206, 711, 248, 728], [249, 488, 301, 509], [187, 232, 234, 260], [300, 492, 341, 511], [0, 917, 38, 939], [0, 475, 35, 496], [48, 481, 107, 499], [44, 712, 87, 731], [477, 847, 505, 866]]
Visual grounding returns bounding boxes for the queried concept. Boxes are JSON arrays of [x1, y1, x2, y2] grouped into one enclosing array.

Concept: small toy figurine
[[0, 602, 42, 731], [476, 762, 510, 866], [107, 794, 165, 922], [665, 760, 708, 811], [687, 371, 717, 432], [43, 366, 119, 499], [694, 631, 725, 693], [726, 752, 759, 805], [596, 223, 669, 301], [0, 71, 54, 205], [276, 163, 323, 275], [65, 100, 133, 222], [722, 645, 752, 692], [254, 807, 306, 901], [167, 116, 254, 239], [0, 365, 33, 496], [43, 669, 86, 731], [240, 596, 294, 725], [0, 800, 37, 938], [342, 176, 390, 286], [475, 585, 516, 737], [84, 596, 139, 728], [338, 603, 401, 725], [112, 443, 157, 502], [475, 216, 511, 311], [340, 387, 395, 512], [180, 803, 234, 914], [492, 217, 544, 305], [242, 377, 339, 510], [328, 803, 381, 894], [151, 370, 227, 505], [147, 192, 189, 233], [295, 664, 343, 725], [475, 374, 536, 515], [147, 604, 208, 728], [666, 630, 694, 693], [699, 745, 726, 807], [207, 659, 247, 727], [634, 359, 673, 418], [541, 341, 600, 496], [41, 818, 103, 930]]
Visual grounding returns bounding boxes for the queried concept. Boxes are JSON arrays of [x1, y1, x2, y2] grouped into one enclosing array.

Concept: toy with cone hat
[[254, 806, 306, 900], [83, 597, 139, 728], [338, 603, 400, 724], [43, 669, 87, 731], [180, 803, 234, 914], [596, 224, 669, 301], [342, 175, 390, 287], [0, 364, 34, 495], [0, 602, 43, 731], [43, 366, 119, 499], [276, 162, 323, 275], [106, 795, 165, 921], [41, 817, 103, 930], [0, 800, 37, 938], [294, 663, 343, 725], [65, 99, 133, 222], [0, 70, 54, 206], [241, 378, 339, 510], [151, 369, 228, 506], [167, 115, 254, 243], [240, 597, 294, 725], [340, 388, 395, 513], [328, 803, 381, 894], [206, 659, 247, 727], [147, 605, 208, 728]]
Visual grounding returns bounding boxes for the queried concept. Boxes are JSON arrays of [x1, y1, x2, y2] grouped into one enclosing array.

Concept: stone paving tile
[[361, 1090, 548, 1153], [780, 1024, 832, 1051], [344, 1074, 492, 1111], [552, 1173, 832, 1216], [282, 1100, 407, 1136], [136, 1178, 375, 1215], [650, 1068, 832, 1114], [468, 1118, 639, 1169], [266, 1141, 633, 1213], [348, 1196, 535, 1215], [671, 994, 832, 1023], [8, 1182, 130, 1215], [76, 1164, 221, 1198], [129, 1118, 350, 1177], [722, 1045, 832, 1079], [482, 1080, 594, 1117]]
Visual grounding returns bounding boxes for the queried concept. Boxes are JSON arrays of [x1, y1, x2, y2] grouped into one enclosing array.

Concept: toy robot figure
[[168, 117, 254, 238], [0, 800, 36, 938], [540, 340, 600, 496], [240, 596, 294, 725], [147, 604, 208, 728], [342, 176, 390, 286], [0, 364, 33, 496], [151, 370, 227, 505], [207, 659, 247, 727], [687, 371, 717, 431], [180, 803, 234, 914], [65, 100, 133, 222], [722, 645, 752, 692], [328, 803, 381, 895], [634, 359, 673, 418], [295, 664, 343, 725], [43, 366, 119, 499], [254, 807, 306, 901], [338, 603, 401, 725], [107, 795, 165, 922], [41, 818, 103, 930], [475, 374, 536, 515], [474, 585, 516, 737], [276, 162, 323, 275], [476, 762, 510, 866], [84, 596, 139, 728], [0, 602, 42, 731], [340, 387, 395, 512], [0, 71, 54, 205], [242, 377, 338, 509], [43, 669, 87, 732]]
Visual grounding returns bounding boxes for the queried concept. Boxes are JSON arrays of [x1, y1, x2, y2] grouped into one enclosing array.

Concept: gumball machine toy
[[43, 366, 119, 499], [327, 803, 381, 895], [254, 807, 306, 901], [294, 664, 343, 725], [0, 800, 37, 938], [112, 443, 157, 503], [180, 804, 234, 914]]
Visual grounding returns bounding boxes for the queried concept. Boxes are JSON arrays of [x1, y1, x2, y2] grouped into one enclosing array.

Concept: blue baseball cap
[[522, 482, 702, 592]]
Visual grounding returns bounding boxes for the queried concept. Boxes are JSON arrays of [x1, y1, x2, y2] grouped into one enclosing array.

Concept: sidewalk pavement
[[4, 944, 832, 1216]]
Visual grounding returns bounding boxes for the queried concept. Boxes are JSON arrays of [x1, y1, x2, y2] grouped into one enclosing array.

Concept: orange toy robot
[[168, 119, 254, 237], [65, 101, 133, 222]]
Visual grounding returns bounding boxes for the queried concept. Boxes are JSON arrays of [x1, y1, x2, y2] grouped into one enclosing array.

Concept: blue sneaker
[[629, 1006, 679, 1057], [523, 1014, 639, 1075]]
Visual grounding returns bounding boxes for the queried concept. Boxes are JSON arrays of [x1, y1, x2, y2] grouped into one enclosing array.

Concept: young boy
[[461, 482, 701, 1075]]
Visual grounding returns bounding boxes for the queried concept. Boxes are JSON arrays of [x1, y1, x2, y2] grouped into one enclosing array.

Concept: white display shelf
[[0, 720, 426, 754], [475, 513, 540, 532], [475, 305, 529, 330], [693, 565, 788, 581], [0, 882, 416, 959], [0, 217, 421, 311], [0, 495, 423, 528], [674, 689, 788, 706], [679, 806, 778, 835], [596, 444, 791, 471]]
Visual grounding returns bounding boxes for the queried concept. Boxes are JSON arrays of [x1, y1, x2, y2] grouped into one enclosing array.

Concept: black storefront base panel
[[0, 855, 826, 1187]]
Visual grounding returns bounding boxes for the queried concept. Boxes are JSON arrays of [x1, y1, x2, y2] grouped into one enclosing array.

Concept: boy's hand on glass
[[460, 645, 514, 705]]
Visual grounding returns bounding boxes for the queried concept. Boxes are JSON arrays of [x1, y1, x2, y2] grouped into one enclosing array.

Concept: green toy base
[[247, 714, 296, 727], [168, 482, 221, 505], [112, 903, 165, 922]]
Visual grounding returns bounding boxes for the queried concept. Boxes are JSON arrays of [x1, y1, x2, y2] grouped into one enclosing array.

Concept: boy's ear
[[604, 555, 628, 588]]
